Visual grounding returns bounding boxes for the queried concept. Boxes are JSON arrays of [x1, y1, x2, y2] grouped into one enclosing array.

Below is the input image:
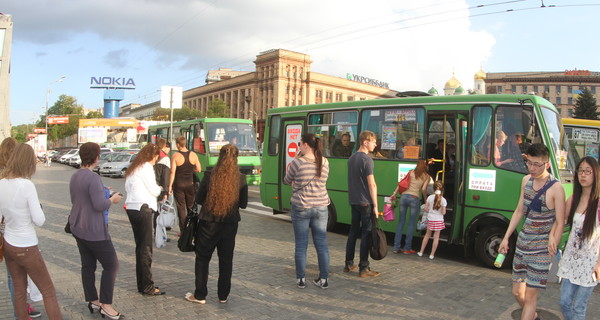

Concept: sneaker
[[417, 252, 423, 257], [392, 249, 401, 254], [402, 249, 416, 254], [28, 304, 41, 318], [297, 278, 306, 288], [184, 292, 206, 304], [219, 299, 228, 304], [429, 255, 435, 260], [343, 265, 358, 273], [359, 269, 381, 278], [313, 278, 329, 289]]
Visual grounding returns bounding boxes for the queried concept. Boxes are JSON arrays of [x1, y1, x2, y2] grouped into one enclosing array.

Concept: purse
[[382, 203, 395, 222], [417, 204, 428, 231], [397, 170, 412, 194], [178, 205, 199, 252], [369, 217, 388, 260], [64, 221, 71, 234]]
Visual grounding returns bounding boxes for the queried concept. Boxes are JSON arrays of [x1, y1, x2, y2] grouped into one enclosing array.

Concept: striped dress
[[284, 156, 330, 209], [512, 175, 558, 288]]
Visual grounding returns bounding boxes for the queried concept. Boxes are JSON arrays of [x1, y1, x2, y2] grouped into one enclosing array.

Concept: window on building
[[568, 97, 573, 104], [568, 86, 573, 93], [347, 96, 355, 101], [315, 90, 322, 98], [497, 86, 503, 93], [522, 85, 527, 93], [557, 108, 562, 115], [592, 86, 597, 94], [544, 85, 550, 93], [556, 85, 561, 94], [568, 109, 574, 117], [336, 93, 342, 101], [556, 97, 562, 105], [533, 85, 539, 93], [511, 85, 516, 93]]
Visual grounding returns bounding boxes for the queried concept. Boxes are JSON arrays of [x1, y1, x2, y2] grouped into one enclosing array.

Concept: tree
[[207, 98, 230, 118], [42, 95, 85, 142], [573, 87, 599, 120], [152, 105, 203, 121], [86, 111, 104, 119]]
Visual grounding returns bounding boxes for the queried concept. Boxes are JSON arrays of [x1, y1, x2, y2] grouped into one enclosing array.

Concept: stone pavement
[[1, 165, 599, 319]]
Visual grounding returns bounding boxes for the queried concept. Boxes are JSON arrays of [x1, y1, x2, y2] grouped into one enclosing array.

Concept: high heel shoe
[[87, 301, 101, 314], [100, 306, 123, 320]]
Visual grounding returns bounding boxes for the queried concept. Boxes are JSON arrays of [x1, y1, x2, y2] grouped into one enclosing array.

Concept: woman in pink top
[[390, 159, 430, 254]]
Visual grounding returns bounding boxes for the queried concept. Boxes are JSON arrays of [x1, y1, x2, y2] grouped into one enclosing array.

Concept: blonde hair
[[0, 137, 18, 169], [0, 144, 36, 179], [205, 144, 240, 217]]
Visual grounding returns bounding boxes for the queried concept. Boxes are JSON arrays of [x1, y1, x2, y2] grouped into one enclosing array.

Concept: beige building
[[125, 49, 398, 139], [0, 14, 13, 140], [483, 70, 600, 118]]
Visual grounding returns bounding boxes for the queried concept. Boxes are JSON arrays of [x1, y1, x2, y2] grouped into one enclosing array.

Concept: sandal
[[185, 292, 206, 304], [144, 288, 165, 296]]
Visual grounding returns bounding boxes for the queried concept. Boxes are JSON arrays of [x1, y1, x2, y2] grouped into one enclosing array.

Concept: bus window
[[268, 116, 281, 156], [565, 125, 600, 163], [360, 108, 424, 160], [541, 107, 575, 173], [308, 111, 358, 158], [205, 122, 258, 156], [494, 106, 537, 173], [471, 106, 492, 166], [192, 123, 205, 154]]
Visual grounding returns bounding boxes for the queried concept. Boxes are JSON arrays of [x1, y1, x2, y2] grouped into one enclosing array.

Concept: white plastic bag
[[416, 204, 428, 231], [28, 276, 42, 302], [157, 195, 177, 228], [155, 225, 167, 249]]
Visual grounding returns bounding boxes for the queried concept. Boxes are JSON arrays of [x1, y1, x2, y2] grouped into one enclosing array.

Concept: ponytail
[[432, 180, 444, 210], [301, 133, 323, 177]]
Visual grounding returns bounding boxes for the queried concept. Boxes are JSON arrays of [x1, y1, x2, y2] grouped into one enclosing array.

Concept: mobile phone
[[593, 271, 597, 282], [110, 192, 122, 197]]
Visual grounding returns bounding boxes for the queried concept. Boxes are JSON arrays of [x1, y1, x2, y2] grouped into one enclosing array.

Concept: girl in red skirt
[[418, 181, 447, 260]]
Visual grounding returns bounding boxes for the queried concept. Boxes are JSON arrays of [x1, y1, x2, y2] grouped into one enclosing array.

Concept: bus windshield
[[540, 107, 575, 173], [205, 122, 258, 156]]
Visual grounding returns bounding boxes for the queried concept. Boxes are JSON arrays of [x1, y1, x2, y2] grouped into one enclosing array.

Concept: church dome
[[454, 86, 465, 95], [474, 68, 486, 80], [428, 86, 439, 96], [444, 74, 461, 89]]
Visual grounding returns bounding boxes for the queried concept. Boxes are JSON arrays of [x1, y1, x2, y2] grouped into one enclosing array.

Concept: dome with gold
[[474, 68, 486, 80], [444, 74, 462, 90]]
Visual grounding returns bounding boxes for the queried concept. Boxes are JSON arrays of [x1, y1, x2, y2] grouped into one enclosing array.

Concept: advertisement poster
[[381, 126, 396, 150], [397, 163, 416, 182], [586, 144, 599, 160], [385, 109, 416, 122], [468, 169, 496, 192], [285, 124, 303, 172], [403, 146, 420, 159]]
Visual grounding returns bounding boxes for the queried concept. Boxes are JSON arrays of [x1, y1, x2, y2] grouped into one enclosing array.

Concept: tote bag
[[178, 205, 199, 252], [369, 218, 388, 260], [397, 170, 412, 194], [382, 203, 395, 222]]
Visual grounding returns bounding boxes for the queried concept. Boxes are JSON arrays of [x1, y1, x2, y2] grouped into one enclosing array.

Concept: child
[[418, 181, 446, 259], [557, 156, 600, 320]]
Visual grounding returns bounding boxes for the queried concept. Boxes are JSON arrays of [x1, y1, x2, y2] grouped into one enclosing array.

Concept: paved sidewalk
[[1, 165, 598, 319]]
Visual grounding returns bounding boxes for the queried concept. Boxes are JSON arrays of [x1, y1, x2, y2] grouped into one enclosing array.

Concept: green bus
[[260, 94, 575, 267], [148, 118, 261, 185], [563, 118, 600, 164]]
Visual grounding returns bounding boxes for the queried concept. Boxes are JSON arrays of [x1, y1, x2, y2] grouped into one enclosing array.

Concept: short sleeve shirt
[[348, 152, 374, 205]]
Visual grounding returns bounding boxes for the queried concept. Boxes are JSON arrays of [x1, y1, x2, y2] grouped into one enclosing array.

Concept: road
[[1, 163, 598, 319]]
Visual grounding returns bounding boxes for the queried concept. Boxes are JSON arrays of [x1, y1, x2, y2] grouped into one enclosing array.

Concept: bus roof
[[266, 94, 556, 115], [562, 118, 600, 128], [148, 117, 253, 129]]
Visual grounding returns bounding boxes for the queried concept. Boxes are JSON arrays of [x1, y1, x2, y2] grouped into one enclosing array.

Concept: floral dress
[[557, 212, 600, 287]]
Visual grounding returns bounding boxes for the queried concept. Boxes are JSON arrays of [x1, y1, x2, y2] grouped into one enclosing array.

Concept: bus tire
[[327, 204, 337, 231], [475, 227, 505, 269]]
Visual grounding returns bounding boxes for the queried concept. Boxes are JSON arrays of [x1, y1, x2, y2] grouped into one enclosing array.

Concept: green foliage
[[10, 124, 29, 143], [573, 87, 599, 120], [43, 95, 85, 142], [152, 105, 203, 121], [207, 98, 230, 118], [86, 111, 104, 119]]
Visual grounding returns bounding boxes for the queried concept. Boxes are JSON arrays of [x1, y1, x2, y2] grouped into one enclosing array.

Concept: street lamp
[[45, 75, 66, 146]]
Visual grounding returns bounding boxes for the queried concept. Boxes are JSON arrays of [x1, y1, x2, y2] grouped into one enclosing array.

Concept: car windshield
[[67, 149, 78, 155], [99, 153, 112, 160], [540, 106, 575, 174], [114, 154, 132, 162], [205, 122, 259, 156]]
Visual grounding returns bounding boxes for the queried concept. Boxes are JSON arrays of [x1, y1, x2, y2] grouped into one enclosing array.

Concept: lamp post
[[45, 75, 66, 146]]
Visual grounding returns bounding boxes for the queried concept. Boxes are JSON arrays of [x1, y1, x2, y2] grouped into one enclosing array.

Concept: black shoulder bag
[[178, 204, 200, 252]]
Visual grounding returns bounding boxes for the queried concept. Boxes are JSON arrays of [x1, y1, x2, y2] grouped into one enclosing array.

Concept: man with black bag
[[344, 130, 381, 278]]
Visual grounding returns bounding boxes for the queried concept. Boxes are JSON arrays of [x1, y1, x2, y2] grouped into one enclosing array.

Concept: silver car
[[99, 152, 137, 177], [93, 152, 116, 173]]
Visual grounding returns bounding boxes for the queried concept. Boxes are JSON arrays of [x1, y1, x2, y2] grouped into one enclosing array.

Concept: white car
[[68, 154, 81, 167], [59, 149, 78, 163], [99, 152, 137, 177]]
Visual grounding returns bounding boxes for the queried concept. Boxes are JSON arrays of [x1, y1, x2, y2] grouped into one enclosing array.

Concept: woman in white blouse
[[124, 144, 164, 296], [0, 144, 62, 319]]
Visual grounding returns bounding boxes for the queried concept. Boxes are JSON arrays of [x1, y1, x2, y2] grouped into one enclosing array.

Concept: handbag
[[64, 221, 71, 234], [178, 204, 199, 252], [369, 217, 387, 260], [382, 203, 395, 222], [157, 195, 177, 228], [397, 170, 412, 194], [417, 204, 428, 231]]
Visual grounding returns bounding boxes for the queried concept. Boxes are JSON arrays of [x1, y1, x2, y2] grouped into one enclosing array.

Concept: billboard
[[47, 116, 69, 124], [78, 128, 108, 144]]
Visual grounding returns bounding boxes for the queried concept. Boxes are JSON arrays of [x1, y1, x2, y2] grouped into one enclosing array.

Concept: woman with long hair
[[69, 142, 123, 319], [390, 159, 430, 254], [185, 144, 248, 304], [124, 144, 164, 296], [284, 133, 330, 289], [0, 144, 62, 319], [557, 156, 600, 320]]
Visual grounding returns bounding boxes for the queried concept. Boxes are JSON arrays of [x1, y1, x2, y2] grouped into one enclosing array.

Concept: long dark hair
[[205, 144, 240, 217], [567, 156, 599, 242], [414, 159, 429, 180], [301, 133, 324, 177]]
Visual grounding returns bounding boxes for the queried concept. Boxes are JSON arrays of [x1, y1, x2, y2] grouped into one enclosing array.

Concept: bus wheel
[[326, 205, 337, 231], [475, 227, 504, 268]]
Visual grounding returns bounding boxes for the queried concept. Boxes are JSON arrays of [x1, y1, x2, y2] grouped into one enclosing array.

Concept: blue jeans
[[291, 205, 330, 280], [345, 205, 373, 271], [560, 278, 595, 320], [394, 194, 420, 251]]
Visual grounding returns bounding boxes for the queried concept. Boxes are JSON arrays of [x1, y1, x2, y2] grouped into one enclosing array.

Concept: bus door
[[279, 120, 304, 212]]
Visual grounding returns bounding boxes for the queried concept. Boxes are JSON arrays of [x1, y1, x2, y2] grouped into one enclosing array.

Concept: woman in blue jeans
[[556, 156, 600, 320], [390, 159, 430, 254], [284, 133, 330, 289]]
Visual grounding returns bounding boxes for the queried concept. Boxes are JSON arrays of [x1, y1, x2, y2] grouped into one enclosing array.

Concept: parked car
[[93, 151, 116, 174], [68, 154, 81, 168], [59, 149, 78, 164], [99, 151, 137, 177], [52, 149, 70, 162]]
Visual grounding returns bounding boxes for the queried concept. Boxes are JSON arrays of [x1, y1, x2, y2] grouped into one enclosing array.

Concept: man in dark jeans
[[344, 130, 381, 278]]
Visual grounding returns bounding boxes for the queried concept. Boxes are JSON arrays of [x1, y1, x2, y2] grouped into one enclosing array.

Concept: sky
[[3, 0, 600, 126]]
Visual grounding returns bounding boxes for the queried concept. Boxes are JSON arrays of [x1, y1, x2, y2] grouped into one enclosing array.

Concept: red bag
[[397, 170, 412, 194]]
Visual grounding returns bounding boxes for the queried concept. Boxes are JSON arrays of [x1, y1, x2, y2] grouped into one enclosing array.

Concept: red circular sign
[[287, 142, 298, 158]]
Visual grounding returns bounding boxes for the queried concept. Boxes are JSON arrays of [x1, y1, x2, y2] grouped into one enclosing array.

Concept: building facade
[[0, 13, 13, 140], [483, 70, 600, 118], [124, 49, 398, 140]]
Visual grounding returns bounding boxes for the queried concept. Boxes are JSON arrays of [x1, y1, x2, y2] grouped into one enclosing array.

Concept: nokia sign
[[346, 73, 389, 89], [90, 77, 136, 89]]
